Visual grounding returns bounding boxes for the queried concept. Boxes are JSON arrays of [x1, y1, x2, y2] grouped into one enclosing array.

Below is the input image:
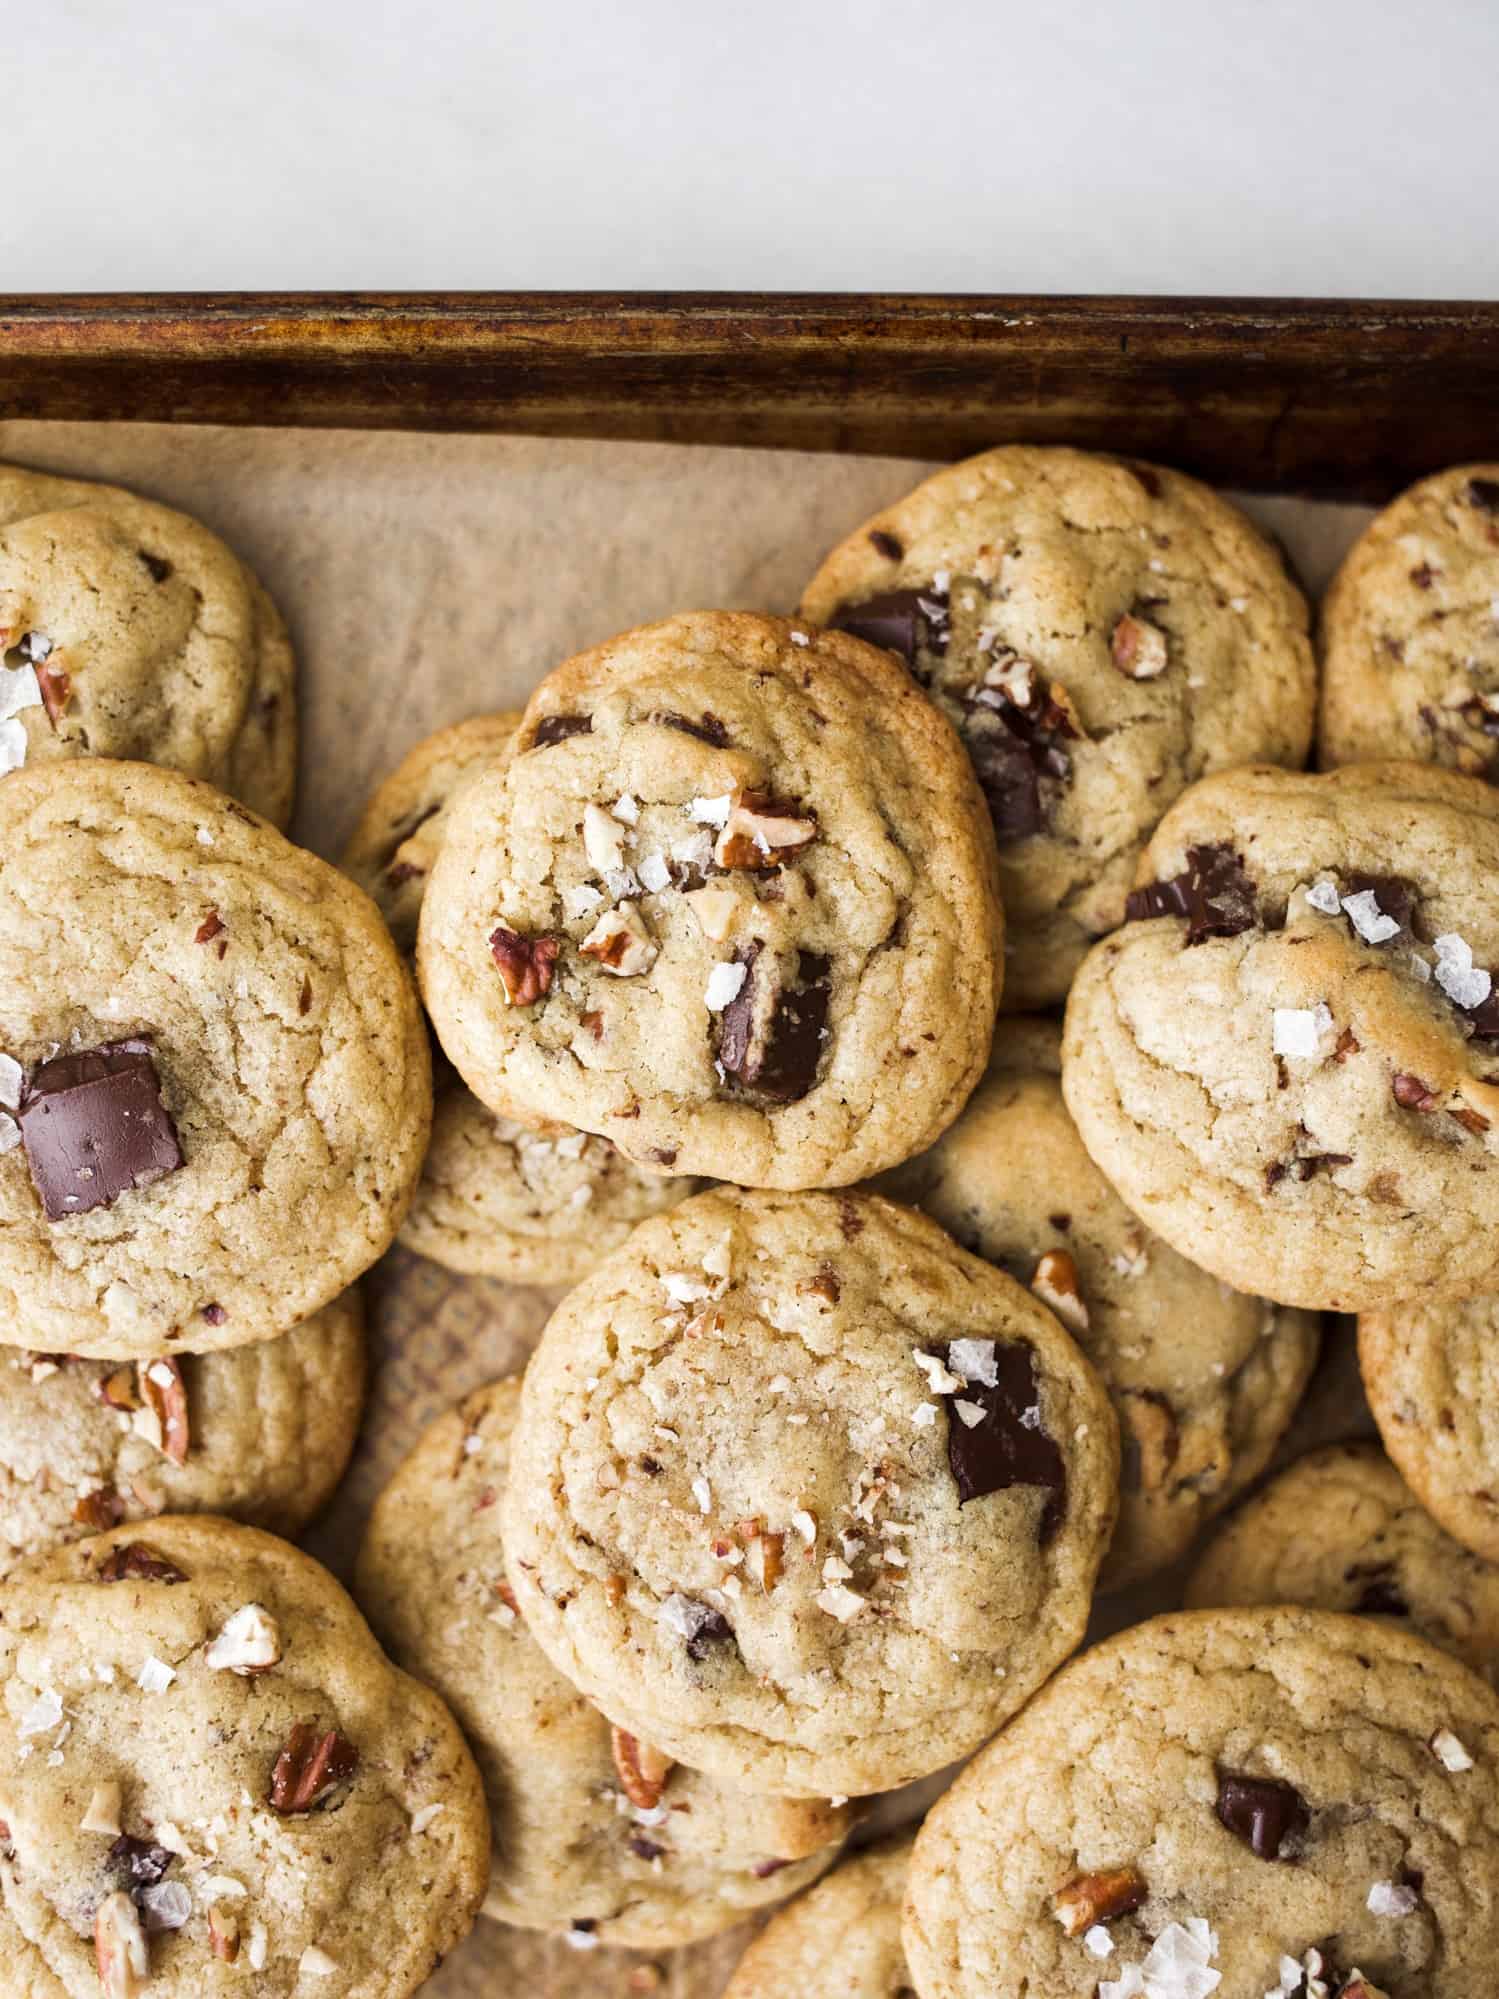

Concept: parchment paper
[[0, 420, 1381, 1997]]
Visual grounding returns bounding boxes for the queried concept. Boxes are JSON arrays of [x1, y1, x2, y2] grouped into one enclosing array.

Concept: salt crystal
[[705, 961, 747, 1012], [947, 1337, 999, 1387]]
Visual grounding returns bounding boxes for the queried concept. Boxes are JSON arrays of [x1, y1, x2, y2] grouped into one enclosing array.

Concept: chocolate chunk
[[1123, 460, 1163, 498], [200, 1302, 227, 1326], [1392, 1072, 1438, 1111], [868, 529, 905, 560], [529, 713, 592, 747], [96, 1542, 188, 1585], [664, 1596, 736, 1662], [963, 671, 1079, 843], [938, 1341, 1067, 1543], [1468, 478, 1499, 514], [686, 1608, 734, 1660], [831, 585, 949, 669], [1214, 1771, 1310, 1860], [17, 1041, 183, 1222], [1344, 872, 1420, 938], [1292, 1148, 1353, 1182], [1461, 981, 1499, 1041], [110, 1835, 175, 1889], [717, 945, 830, 1103], [385, 861, 424, 888], [138, 550, 173, 583], [653, 708, 730, 747], [627, 1834, 666, 1861], [1346, 1562, 1409, 1618], [1125, 844, 1258, 944]]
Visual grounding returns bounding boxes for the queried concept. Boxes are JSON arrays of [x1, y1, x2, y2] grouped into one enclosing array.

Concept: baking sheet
[[0, 420, 1380, 1996]]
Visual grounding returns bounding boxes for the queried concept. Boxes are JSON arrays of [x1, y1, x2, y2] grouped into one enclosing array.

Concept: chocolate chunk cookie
[[356, 1378, 850, 1945], [1063, 762, 1499, 1311], [0, 1291, 364, 1580], [500, 1187, 1118, 1798], [1360, 1294, 1499, 1564], [0, 462, 296, 825], [0, 761, 430, 1358], [876, 1018, 1319, 1590], [1320, 466, 1499, 777], [1187, 1443, 1499, 1684], [342, 711, 521, 956], [800, 446, 1315, 1008], [905, 1606, 1499, 1999], [722, 1835, 915, 1999], [0, 1515, 489, 1997], [417, 613, 1004, 1190]]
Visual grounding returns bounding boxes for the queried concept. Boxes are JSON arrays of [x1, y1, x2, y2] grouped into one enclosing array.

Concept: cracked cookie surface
[[1187, 1443, 1499, 1685], [1319, 465, 1499, 776], [876, 1018, 1319, 1591], [722, 1835, 915, 1999], [904, 1606, 1499, 1999], [0, 760, 431, 1358], [417, 612, 1004, 1190], [800, 446, 1314, 1009], [0, 1290, 364, 1579], [356, 1377, 849, 1945], [1062, 762, 1499, 1311], [1360, 1294, 1499, 1564], [0, 1515, 489, 1998], [500, 1187, 1118, 1799], [0, 462, 296, 825]]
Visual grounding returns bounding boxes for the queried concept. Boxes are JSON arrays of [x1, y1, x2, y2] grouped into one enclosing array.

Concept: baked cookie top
[[1360, 1293, 1499, 1565], [1320, 466, 1499, 776], [721, 1835, 914, 1999], [0, 1515, 489, 1998], [1187, 1443, 1499, 1684], [356, 1377, 849, 1947], [878, 1019, 1320, 1590], [500, 1187, 1119, 1798], [341, 711, 520, 955], [0, 760, 430, 1358], [397, 1089, 697, 1285], [0, 463, 296, 827], [417, 612, 1003, 1190], [0, 1291, 364, 1579], [800, 446, 1315, 1008], [1062, 761, 1499, 1311], [905, 1606, 1499, 1999]]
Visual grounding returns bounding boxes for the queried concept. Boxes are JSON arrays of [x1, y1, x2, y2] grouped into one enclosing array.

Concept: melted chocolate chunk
[[938, 1341, 1067, 1542], [1461, 982, 1499, 1040], [717, 945, 830, 1103], [110, 1835, 175, 1889], [529, 713, 592, 747], [868, 528, 904, 560], [1125, 844, 1258, 945], [831, 585, 949, 669], [652, 709, 730, 747], [1468, 478, 1499, 514], [138, 551, 172, 583], [1214, 1771, 1310, 1860], [963, 670, 1079, 843], [1346, 1562, 1409, 1617], [18, 1041, 183, 1222]]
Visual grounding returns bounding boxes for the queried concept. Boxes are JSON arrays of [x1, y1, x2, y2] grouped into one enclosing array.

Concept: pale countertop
[[11, 0, 1499, 296]]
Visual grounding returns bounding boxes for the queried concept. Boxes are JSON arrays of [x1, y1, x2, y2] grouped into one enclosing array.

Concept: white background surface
[[12, 0, 1499, 296]]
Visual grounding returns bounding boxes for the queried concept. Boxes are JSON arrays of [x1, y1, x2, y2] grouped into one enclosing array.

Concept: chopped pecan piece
[[1049, 1864, 1147, 1936], [1392, 1072, 1439, 1111], [1030, 1249, 1089, 1334], [73, 1487, 127, 1531], [97, 1365, 141, 1411], [205, 1603, 281, 1674], [1110, 613, 1169, 679], [208, 1906, 240, 1962], [96, 1542, 187, 1585], [489, 926, 560, 1005], [742, 1525, 786, 1592], [36, 660, 72, 725], [267, 1723, 359, 1814], [194, 911, 225, 946], [580, 901, 658, 976], [139, 1358, 189, 1466], [712, 791, 818, 870], [1119, 1391, 1180, 1494], [611, 1726, 675, 1810], [95, 1890, 149, 1999]]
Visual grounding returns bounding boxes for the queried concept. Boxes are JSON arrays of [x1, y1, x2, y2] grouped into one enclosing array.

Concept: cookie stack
[[4, 448, 1499, 1999]]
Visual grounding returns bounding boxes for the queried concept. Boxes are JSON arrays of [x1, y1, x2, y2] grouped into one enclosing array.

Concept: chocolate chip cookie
[[417, 612, 1004, 1190], [800, 446, 1315, 1009], [876, 1019, 1320, 1590], [1062, 762, 1499, 1311], [356, 1377, 850, 1945], [0, 760, 431, 1359], [1320, 466, 1499, 777], [0, 1290, 364, 1580], [342, 711, 521, 956], [721, 1835, 914, 1999], [1360, 1294, 1499, 1564], [500, 1187, 1119, 1799], [1186, 1443, 1499, 1684], [0, 1515, 489, 1997], [0, 462, 296, 826], [905, 1606, 1499, 1999]]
